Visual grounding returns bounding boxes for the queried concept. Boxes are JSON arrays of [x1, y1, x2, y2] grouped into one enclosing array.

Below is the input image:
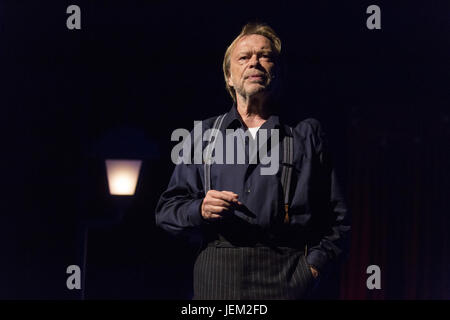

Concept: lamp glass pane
[[105, 159, 142, 195]]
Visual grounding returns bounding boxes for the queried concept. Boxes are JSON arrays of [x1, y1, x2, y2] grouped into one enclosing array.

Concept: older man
[[156, 22, 350, 299]]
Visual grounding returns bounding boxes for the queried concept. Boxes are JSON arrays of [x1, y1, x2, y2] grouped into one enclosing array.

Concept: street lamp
[[79, 126, 158, 299], [81, 159, 143, 300], [105, 159, 142, 196]]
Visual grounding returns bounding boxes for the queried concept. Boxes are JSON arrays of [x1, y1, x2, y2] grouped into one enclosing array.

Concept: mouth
[[246, 74, 265, 81]]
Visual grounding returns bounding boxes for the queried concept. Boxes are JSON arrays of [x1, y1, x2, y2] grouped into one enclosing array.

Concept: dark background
[[1, 0, 449, 299]]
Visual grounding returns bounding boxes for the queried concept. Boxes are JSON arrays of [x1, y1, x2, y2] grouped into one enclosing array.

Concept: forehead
[[233, 34, 273, 53]]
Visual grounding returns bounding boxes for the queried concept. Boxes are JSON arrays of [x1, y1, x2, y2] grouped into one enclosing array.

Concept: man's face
[[227, 34, 277, 100]]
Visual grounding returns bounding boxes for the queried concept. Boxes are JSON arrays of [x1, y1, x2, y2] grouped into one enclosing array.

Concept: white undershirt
[[248, 126, 261, 139]]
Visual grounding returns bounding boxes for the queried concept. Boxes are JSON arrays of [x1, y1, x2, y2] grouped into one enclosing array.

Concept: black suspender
[[281, 126, 294, 223], [204, 115, 294, 224], [204, 113, 227, 194]]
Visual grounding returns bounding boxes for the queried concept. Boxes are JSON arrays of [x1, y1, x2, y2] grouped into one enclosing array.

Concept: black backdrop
[[2, 0, 449, 299]]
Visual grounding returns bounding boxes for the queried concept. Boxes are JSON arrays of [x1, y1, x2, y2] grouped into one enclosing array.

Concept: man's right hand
[[200, 190, 241, 221]]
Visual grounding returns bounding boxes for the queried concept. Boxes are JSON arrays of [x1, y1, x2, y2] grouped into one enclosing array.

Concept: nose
[[248, 54, 260, 67]]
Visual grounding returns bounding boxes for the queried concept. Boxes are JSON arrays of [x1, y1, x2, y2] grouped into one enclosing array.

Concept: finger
[[207, 190, 223, 198], [221, 190, 239, 198], [213, 191, 239, 203], [206, 198, 232, 208], [209, 189, 238, 200], [221, 190, 238, 195], [205, 213, 225, 220], [207, 205, 231, 214]]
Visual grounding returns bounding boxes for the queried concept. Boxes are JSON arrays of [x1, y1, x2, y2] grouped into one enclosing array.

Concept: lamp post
[[79, 126, 158, 299], [81, 159, 143, 299]]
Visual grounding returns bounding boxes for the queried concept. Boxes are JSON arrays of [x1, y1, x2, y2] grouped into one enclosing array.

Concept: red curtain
[[339, 115, 450, 299]]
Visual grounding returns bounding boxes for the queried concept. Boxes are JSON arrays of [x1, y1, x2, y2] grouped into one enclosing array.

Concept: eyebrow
[[236, 49, 273, 55]]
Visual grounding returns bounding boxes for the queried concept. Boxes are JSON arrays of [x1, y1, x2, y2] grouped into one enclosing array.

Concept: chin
[[245, 84, 266, 94]]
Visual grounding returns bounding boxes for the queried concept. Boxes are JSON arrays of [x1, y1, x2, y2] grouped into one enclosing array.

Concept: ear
[[227, 73, 234, 87]]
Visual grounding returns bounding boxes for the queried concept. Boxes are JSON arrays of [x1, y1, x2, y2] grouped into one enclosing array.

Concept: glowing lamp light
[[105, 159, 142, 196]]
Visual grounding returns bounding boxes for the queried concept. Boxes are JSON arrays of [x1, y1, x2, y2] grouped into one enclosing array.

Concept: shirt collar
[[222, 103, 281, 130]]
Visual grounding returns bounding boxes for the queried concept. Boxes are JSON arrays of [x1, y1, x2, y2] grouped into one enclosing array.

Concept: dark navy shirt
[[155, 105, 350, 272]]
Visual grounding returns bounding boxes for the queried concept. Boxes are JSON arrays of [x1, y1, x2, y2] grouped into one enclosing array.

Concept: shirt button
[[246, 189, 251, 193]]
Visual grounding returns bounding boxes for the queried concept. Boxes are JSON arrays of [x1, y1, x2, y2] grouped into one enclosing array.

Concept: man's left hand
[[309, 266, 319, 279]]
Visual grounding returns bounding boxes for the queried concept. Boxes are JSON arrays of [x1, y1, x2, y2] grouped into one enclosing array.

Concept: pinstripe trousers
[[193, 243, 315, 300]]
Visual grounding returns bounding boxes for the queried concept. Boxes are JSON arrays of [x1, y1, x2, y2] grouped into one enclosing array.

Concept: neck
[[235, 94, 273, 128]]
